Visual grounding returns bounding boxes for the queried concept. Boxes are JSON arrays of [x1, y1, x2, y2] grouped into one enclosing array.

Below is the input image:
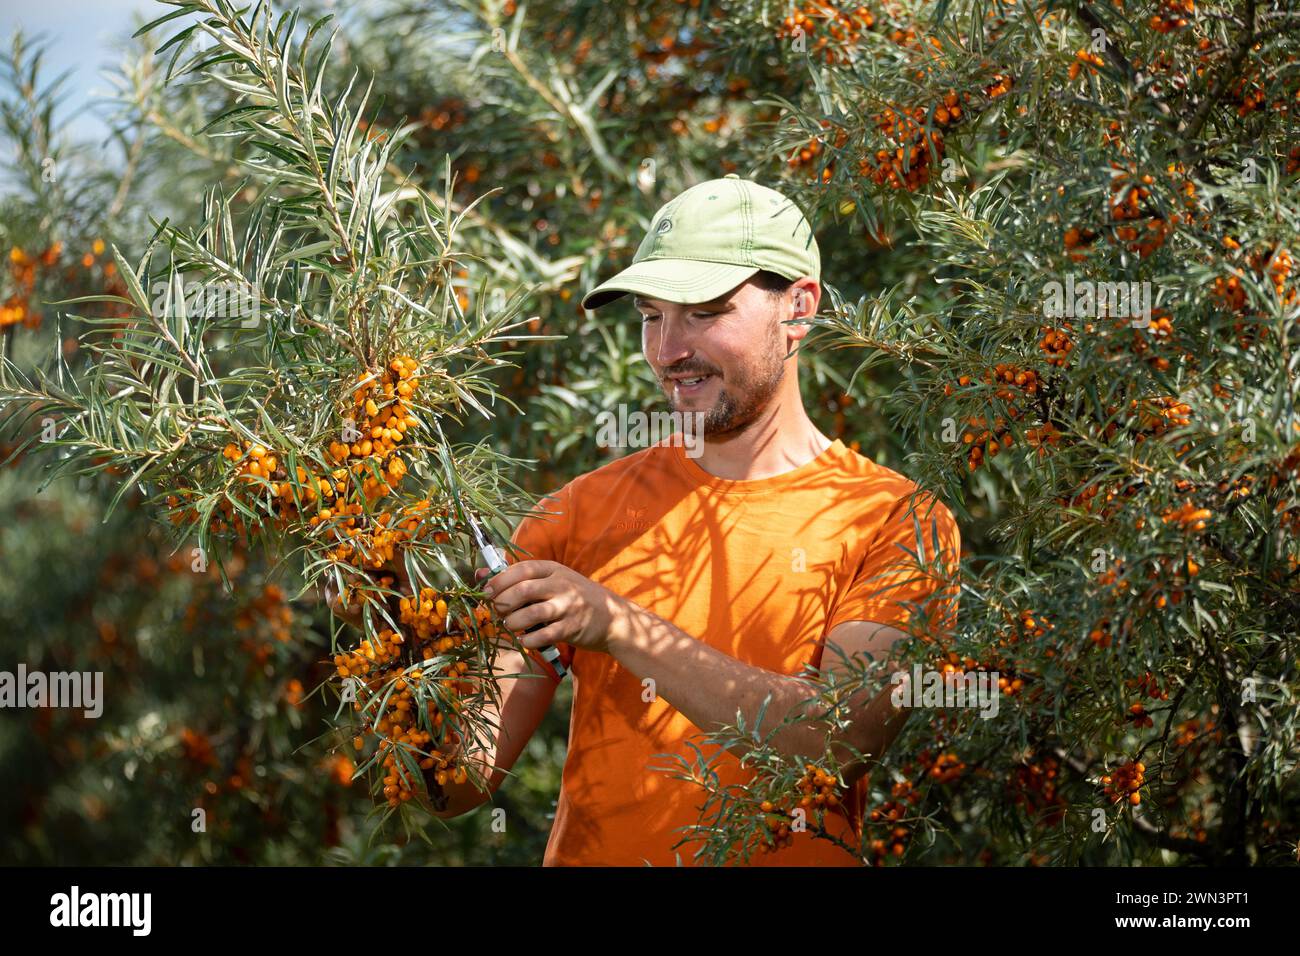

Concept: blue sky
[[2, 0, 361, 155], [2, 0, 162, 147]]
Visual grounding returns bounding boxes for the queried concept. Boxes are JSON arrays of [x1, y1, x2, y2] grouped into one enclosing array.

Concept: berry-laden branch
[[0, 0, 542, 821]]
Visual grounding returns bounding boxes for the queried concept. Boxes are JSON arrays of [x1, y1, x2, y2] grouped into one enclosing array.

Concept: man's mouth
[[667, 373, 716, 396]]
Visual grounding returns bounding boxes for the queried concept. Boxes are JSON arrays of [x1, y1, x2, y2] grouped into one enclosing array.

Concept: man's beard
[[665, 325, 788, 438]]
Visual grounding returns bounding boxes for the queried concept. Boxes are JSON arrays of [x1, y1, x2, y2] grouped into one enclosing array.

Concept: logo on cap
[[656, 218, 673, 233]]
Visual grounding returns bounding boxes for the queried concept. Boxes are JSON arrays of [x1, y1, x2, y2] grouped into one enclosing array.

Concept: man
[[342, 175, 961, 865]]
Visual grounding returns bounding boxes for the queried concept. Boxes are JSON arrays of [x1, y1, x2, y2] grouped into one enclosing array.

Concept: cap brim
[[580, 259, 760, 311]]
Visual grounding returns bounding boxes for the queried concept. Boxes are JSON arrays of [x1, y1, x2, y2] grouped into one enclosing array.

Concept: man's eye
[[639, 313, 660, 321]]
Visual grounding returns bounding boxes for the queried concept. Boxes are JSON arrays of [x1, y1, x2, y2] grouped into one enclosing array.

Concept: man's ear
[[789, 280, 820, 321]]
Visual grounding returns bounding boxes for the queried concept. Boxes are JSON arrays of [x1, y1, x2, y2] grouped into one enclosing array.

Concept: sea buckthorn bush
[[654, 0, 1299, 865], [1, 1, 552, 850]]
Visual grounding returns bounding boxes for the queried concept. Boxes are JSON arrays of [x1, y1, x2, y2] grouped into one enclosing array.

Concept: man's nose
[[653, 315, 693, 368]]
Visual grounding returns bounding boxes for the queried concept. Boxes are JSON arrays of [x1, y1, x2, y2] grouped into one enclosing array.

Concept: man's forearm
[[606, 602, 889, 769]]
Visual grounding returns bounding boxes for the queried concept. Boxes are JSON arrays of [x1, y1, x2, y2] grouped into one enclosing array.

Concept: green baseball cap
[[580, 173, 821, 311]]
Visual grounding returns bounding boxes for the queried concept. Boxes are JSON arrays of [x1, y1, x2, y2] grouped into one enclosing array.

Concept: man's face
[[635, 278, 793, 438]]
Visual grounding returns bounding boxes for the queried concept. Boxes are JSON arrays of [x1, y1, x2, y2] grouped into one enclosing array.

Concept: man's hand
[[480, 559, 634, 655]]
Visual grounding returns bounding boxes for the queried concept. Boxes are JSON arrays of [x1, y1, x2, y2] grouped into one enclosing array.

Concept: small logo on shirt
[[617, 506, 652, 532]]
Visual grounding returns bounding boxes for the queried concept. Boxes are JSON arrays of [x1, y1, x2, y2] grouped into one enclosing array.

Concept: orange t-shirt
[[507, 436, 960, 866]]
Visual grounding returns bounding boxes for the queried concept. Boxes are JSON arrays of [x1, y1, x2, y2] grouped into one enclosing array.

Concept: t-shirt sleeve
[[826, 489, 961, 637], [507, 479, 579, 671]]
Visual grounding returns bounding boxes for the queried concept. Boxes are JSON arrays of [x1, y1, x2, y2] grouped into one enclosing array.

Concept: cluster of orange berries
[[795, 763, 843, 811], [936, 650, 978, 678], [785, 118, 848, 179], [3, 242, 65, 330], [175, 354, 517, 810], [188, 355, 440, 550], [1161, 499, 1212, 532], [1109, 169, 1173, 258], [1025, 421, 1062, 457], [1039, 326, 1073, 367], [1097, 557, 1128, 590], [11, 238, 121, 333], [930, 649, 1018, 698], [1064, 226, 1099, 261], [334, 610, 482, 807], [1011, 607, 1051, 642], [1127, 702, 1154, 729], [752, 763, 845, 854], [1124, 307, 1174, 371], [401, 590, 499, 644], [776, 3, 877, 66], [1148, 0, 1194, 33], [180, 727, 217, 768], [1228, 72, 1266, 116], [869, 826, 910, 863], [1250, 244, 1296, 308], [1130, 396, 1192, 439], [923, 751, 966, 783], [984, 72, 1014, 98], [1088, 619, 1113, 648], [961, 415, 1013, 472], [755, 800, 797, 853], [1217, 472, 1254, 502], [860, 132, 944, 190], [984, 363, 1041, 401], [1269, 444, 1300, 531], [1140, 552, 1201, 611], [1173, 717, 1218, 749], [1211, 270, 1246, 312], [1060, 480, 1111, 513], [233, 582, 294, 666], [1101, 760, 1146, 805], [1068, 48, 1105, 81], [225, 440, 280, 483], [930, 90, 964, 127], [1125, 672, 1168, 729], [858, 94, 963, 191], [866, 778, 919, 864], [1214, 243, 1296, 348], [1064, 166, 1197, 265], [330, 356, 420, 488], [1012, 754, 1066, 826]]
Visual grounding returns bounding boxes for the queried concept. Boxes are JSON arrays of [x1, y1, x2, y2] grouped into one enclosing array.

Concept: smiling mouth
[[666, 368, 717, 384]]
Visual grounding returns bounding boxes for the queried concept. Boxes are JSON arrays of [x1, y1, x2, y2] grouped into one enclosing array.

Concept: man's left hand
[[479, 559, 634, 655]]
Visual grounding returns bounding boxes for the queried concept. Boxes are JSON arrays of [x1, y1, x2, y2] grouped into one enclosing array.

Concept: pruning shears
[[462, 508, 568, 681], [433, 418, 567, 681]]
